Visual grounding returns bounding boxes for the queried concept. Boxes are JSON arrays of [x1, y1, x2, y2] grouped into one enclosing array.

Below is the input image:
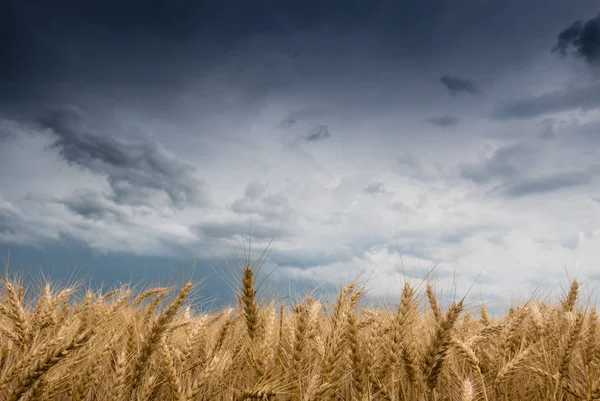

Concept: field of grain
[[0, 261, 596, 400]]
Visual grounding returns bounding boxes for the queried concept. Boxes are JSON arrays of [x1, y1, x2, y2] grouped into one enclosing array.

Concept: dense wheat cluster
[[0, 266, 597, 400]]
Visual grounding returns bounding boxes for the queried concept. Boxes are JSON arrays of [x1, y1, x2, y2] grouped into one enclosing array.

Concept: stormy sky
[[2, 0, 600, 311]]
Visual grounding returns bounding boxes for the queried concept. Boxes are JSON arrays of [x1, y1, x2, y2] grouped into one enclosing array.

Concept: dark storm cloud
[[501, 168, 598, 198], [0, 2, 42, 103], [3, 0, 595, 109], [494, 81, 600, 119], [1, 0, 319, 106], [427, 115, 461, 128], [364, 182, 388, 195], [439, 75, 478, 96], [305, 124, 331, 142], [460, 144, 533, 184], [552, 13, 600, 65], [53, 189, 127, 222], [36, 105, 209, 209], [0, 0, 364, 103]]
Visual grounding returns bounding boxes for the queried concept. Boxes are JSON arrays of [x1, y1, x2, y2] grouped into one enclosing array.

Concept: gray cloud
[[279, 109, 326, 129], [305, 124, 331, 142], [394, 152, 442, 182], [500, 168, 598, 198], [0, 207, 19, 238], [0, 118, 37, 143], [561, 234, 581, 250], [458, 143, 599, 198], [243, 181, 267, 201], [485, 234, 506, 246], [534, 231, 595, 251], [35, 105, 209, 210], [437, 225, 502, 245], [192, 219, 290, 242], [364, 182, 388, 195], [438, 229, 473, 244], [0, 201, 61, 248], [344, 235, 389, 257], [397, 152, 421, 170], [383, 240, 444, 269], [269, 247, 354, 270], [232, 182, 294, 220], [427, 115, 461, 128], [460, 144, 534, 184], [494, 81, 600, 120], [440, 75, 478, 96], [552, 13, 600, 65], [538, 118, 559, 140], [53, 189, 127, 222], [389, 200, 413, 213]]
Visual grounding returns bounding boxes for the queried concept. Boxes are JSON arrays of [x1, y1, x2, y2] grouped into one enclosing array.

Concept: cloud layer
[[1, 1, 600, 311]]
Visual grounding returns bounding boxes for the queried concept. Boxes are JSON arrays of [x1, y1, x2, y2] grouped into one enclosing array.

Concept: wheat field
[[0, 260, 597, 400]]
